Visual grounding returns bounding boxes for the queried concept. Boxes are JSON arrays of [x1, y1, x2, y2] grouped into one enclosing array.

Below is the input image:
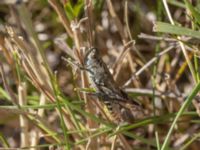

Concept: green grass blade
[[154, 21, 200, 39], [180, 131, 200, 150], [167, 0, 185, 8], [184, 0, 200, 25], [0, 132, 10, 148], [161, 82, 200, 150], [0, 87, 10, 100]]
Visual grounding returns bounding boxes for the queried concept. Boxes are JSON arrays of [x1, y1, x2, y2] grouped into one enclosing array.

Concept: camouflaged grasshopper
[[84, 47, 145, 124]]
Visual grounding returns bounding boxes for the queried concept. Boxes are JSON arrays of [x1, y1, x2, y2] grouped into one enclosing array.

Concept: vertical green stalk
[[152, 1, 163, 149], [194, 54, 200, 82], [51, 74, 70, 150]]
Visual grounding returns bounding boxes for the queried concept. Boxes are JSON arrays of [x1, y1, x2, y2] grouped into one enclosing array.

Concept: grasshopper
[[84, 47, 145, 124]]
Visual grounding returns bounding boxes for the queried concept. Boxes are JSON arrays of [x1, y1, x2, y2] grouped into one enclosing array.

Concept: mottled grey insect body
[[84, 48, 130, 101], [84, 47, 145, 123]]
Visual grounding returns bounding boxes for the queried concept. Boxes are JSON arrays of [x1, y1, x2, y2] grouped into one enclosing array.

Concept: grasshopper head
[[84, 47, 99, 64]]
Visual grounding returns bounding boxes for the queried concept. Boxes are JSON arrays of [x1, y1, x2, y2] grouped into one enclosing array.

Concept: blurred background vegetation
[[0, 0, 200, 150]]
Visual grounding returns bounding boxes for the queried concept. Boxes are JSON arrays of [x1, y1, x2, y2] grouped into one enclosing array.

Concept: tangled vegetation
[[0, 0, 200, 150]]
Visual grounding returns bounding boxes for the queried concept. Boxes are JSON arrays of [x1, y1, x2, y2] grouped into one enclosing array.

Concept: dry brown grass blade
[[162, 0, 196, 84], [29, 94, 46, 149], [48, 0, 73, 38], [138, 33, 177, 42], [0, 34, 13, 65], [0, 107, 63, 143], [6, 27, 53, 93], [125, 88, 186, 100], [106, 0, 127, 44], [19, 50, 82, 142], [69, 15, 100, 149], [106, 0, 140, 88], [123, 45, 175, 88], [54, 36, 78, 60], [4, 26, 84, 144], [112, 40, 135, 72], [0, 65, 62, 143], [18, 82, 29, 147], [85, 0, 94, 47]]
